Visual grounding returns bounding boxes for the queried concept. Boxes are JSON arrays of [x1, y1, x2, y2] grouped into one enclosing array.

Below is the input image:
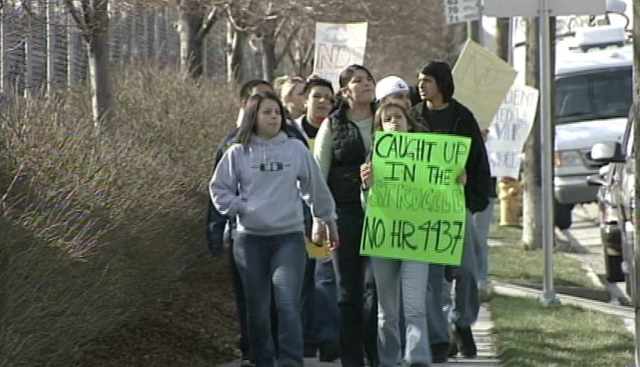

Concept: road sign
[[483, 0, 606, 17], [444, 0, 481, 24]]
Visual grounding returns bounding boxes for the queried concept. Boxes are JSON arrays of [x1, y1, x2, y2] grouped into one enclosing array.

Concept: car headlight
[[554, 150, 584, 168]]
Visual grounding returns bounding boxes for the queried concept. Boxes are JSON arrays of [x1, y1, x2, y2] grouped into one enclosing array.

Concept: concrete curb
[[492, 280, 634, 320]]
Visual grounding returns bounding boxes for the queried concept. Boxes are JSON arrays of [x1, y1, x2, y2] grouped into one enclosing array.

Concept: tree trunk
[[178, 8, 204, 79], [495, 17, 510, 63], [0, 5, 8, 94], [467, 20, 481, 42], [226, 20, 244, 84], [522, 18, 542, 249], [261, 33, 276, 82], [522, 16, 556, 249], [25, 2, 33, 97], [46, 0, 55, 95], [86, 0, 113, 127]]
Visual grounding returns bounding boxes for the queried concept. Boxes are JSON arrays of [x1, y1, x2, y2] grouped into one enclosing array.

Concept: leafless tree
[[63, 0, 113, 128]]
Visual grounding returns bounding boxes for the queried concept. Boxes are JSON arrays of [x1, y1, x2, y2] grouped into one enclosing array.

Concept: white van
[[552, 25, 632, 228]]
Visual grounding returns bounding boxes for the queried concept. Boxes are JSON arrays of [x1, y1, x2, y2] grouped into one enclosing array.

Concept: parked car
[[553, 25, 632, 229], [587, 163, 624, 283], [590, 107, 635, 298]]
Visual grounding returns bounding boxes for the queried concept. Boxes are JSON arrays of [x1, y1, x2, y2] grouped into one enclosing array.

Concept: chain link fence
[[0, 0, 227, 97]]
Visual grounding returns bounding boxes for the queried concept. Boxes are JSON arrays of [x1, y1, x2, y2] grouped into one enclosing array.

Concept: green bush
[[0, 67, 239, 366]]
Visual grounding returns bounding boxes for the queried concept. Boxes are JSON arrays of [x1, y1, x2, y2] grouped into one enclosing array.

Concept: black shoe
[[318, 342, 340, 362], [448, 340, 459, 357], [431, 343, 449, 363], [454, 325, 477, 358], [304, 344, 317, 358]]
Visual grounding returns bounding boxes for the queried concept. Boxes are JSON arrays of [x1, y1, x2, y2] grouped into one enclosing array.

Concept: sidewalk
[[217, 304, 501, 367]]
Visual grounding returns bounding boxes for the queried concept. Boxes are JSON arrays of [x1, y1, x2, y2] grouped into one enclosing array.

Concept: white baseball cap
[[375, 76, 409, 101]]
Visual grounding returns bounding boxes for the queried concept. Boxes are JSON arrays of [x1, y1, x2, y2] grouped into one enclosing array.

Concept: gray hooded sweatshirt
[[210, 132, 337, 236]]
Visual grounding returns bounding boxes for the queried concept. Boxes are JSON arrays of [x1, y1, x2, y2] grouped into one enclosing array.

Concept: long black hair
[[235, 92, 287, 145]]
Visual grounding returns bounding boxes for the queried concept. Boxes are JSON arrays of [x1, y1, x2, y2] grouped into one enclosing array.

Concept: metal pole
[[539, 0, 559, 306]]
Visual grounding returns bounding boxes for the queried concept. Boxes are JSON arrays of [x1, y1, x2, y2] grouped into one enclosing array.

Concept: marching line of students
[[207, 61, 493, 367]]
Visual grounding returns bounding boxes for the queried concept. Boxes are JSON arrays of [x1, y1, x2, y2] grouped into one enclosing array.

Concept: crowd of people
[[207, 61, 493, 367]]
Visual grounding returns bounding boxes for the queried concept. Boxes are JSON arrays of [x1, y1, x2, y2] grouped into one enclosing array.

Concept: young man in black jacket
[[409, 61, 491, 363]]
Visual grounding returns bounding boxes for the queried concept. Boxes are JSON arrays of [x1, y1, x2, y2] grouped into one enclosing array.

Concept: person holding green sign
[[360, 99, 434, 367], [313, 64, 378, 367], [410, 61, 491, 361]]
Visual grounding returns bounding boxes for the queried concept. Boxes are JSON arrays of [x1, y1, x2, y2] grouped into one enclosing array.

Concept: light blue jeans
[[233, 232, 307, 367], [372, 258, 431, 366], [472, 198, 496, 286]]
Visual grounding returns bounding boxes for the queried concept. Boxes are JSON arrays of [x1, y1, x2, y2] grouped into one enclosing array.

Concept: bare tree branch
[[80, 0, 93, 33], [224, 4, 258, 33], [273, 16, 287, 40], [196, 5, 221, 39], [303, 41, 314, 65], [275, 23, 300, 67], [62, 0, 88, 32]]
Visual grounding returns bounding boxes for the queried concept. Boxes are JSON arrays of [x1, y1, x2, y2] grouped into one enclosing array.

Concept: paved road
[[559, 203, 630, 304]]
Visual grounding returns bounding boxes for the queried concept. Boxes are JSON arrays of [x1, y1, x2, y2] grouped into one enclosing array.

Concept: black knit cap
[[419, 61, 454, 102]]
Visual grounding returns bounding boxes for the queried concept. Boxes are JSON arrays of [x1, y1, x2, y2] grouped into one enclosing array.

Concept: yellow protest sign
[[360, 132, 470, 265], [452, 40, 517, 129]]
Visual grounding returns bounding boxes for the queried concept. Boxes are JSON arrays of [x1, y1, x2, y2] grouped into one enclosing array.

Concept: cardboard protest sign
[[360, 132, 470, 265], [452, 40, 517, 129], [486, 84, 539, 178], [313, 22, 368, 90]]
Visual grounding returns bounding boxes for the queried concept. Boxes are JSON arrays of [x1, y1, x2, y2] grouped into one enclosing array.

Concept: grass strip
[[490, 295, 633, 367]]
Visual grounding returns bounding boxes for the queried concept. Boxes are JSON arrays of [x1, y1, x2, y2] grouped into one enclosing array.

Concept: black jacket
[[410, 99, 491, 213], [325, 103, 369, 206]]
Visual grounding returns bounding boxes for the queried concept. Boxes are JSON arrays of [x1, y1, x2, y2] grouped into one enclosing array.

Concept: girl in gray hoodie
[[210, 92, 338, 367]]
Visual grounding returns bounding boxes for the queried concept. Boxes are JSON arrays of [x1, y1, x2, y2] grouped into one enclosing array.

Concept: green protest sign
[[360, 132, 471, 265]]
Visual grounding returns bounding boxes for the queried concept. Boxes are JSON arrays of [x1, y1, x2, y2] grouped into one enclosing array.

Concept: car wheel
[[625, 273, 633, 302], [603, 253, 625, 282], [555, 202, 574, 230]]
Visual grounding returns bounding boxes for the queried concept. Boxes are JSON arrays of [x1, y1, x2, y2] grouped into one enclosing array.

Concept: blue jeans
[[372, 258, 431, 366], [427, 211, 480, 341], [234, 232, 307, 367], [472, 198, 495, 286], [311, 256, 340, 346]]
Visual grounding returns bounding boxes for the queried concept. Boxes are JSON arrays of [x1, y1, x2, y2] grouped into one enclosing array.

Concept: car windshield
[[555, 67, 632, 125]]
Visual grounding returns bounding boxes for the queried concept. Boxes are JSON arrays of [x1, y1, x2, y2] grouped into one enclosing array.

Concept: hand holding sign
[[312, 218, 326, 244], [360, 162, 373, 189], [311, 218, 340, 252], [326, 220, 340, 251]]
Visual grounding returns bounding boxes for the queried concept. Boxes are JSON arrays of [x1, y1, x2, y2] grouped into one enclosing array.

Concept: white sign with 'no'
[[444, 0, 481, 24]]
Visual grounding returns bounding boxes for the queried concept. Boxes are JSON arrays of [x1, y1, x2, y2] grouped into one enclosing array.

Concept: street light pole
[[539, 0, 560, 306]]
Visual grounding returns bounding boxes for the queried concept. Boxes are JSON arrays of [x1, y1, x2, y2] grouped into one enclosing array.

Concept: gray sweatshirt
[[210, 132, 337, 236]]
